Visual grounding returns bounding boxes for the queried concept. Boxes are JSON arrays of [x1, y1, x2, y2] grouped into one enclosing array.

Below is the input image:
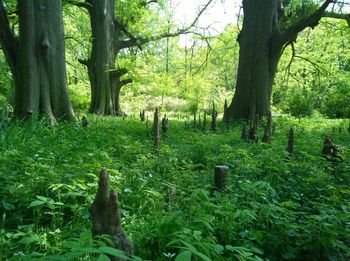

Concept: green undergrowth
[[0, 116, 349, 261]]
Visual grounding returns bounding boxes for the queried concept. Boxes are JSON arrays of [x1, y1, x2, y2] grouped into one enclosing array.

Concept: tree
[[0, 0, 75, 122], [69, 0, 213, 115], [227, 0, 334, 120]]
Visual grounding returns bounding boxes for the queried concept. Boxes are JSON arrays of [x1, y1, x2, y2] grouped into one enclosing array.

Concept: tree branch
[[119, 78, 133, 86], [0, 0, 17, 75], [323, 11, 350, 26], [114, 19, 143, 50], [118, 0, 214, 49], [78, 58, 90, 67], [279, 0, 335, 45], [110, 68, 128, 78], [64, 0, 91, 10]]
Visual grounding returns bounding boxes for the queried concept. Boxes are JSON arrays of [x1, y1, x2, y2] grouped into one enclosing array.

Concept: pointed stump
[[89, 168, 133, 261]]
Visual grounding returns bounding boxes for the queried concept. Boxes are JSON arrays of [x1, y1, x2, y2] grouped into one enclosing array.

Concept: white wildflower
[[124, 188, 132, 193]]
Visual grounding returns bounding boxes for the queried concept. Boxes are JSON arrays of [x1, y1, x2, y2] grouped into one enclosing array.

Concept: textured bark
[[241, 121, 248, 141], [228, 0, 279, 120], [228, 0, 334, 120], [248, 114, 259, 143], [0, 0, 17, 78], [262, 112, 272, 143], [115, 78, 132, 115], [6, 0, 75, 122], [89, 168, 133, 261], [86, 0, 117, 115]]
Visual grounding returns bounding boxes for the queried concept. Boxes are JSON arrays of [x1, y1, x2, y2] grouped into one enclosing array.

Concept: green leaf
[[97, 253, 111, 261], [18, 236, 38, 245], [213, 244, 224, 254], [98, 246, 129, 260], [2, 201, 15, 210], [175, 250, 192, 261], [28, 200, 45, 208]]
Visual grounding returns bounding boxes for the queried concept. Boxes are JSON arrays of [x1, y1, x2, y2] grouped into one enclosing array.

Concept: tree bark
[[86, 0, 117, 115], [228, 0, 279, 120], [0, 0, 75, 122], [228, 0, 333, 120]]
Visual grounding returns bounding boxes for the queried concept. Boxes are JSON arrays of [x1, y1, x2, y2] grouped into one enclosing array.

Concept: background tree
[[0, 0, 75, 122], [227, 0, 334, 120], [68, 0, 213, 115]]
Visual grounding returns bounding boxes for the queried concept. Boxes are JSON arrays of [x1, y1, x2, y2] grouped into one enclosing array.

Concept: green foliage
[[0, 116, 349, 260], [274, 19, 350, 118], [68, 83, 91, 112], [284, 89, 314, 118], [321, 80, 350, 118]]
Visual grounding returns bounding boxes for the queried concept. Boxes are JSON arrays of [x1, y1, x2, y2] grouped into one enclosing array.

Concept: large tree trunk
[[86, 0, 118, 115], [228, 0, 280, 120], [15, 0, 74, 122], [227, 0, 332, 120], [114, 77, 132, 115]]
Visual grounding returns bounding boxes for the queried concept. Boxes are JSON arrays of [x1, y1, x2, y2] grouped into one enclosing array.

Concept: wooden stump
[[82, 116, 88, 128], [139, 109, 145, 121], [223, 99, 229, 125], [153, 107, 160, 154], [210, 102, 218, 131], [89, 168, 133, 261], [322, 136, 343, 161], [287, 127, 294, 154], [161, 114, 169, 137], [214, 165, 229, 191]]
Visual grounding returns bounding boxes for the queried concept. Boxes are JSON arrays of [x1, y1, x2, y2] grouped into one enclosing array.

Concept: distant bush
[[69, 83, 90, 112], [283, 89, 314, 119], [321, 82, 350, 118]]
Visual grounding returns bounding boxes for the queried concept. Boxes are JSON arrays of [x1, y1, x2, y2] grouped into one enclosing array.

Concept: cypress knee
[[153, 107, 160, 154], [139, 109, 145, 121], [223, 99, 229, 124], [214, 165, 229, 191], [89, 168, 133, 261], [161, 114, 169, 137], [211, 102, 218, 131]]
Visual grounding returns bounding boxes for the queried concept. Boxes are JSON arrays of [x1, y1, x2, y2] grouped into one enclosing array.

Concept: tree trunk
[[228, 0, 280, 120], [228, 0, 333, 120], [114, 76, 132, 116], [14, 0, 74, 122], [87, 0, 117, 115]]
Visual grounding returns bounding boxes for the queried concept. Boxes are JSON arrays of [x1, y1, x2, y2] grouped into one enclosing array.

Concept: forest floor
[[0, 115, 349, 261]]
